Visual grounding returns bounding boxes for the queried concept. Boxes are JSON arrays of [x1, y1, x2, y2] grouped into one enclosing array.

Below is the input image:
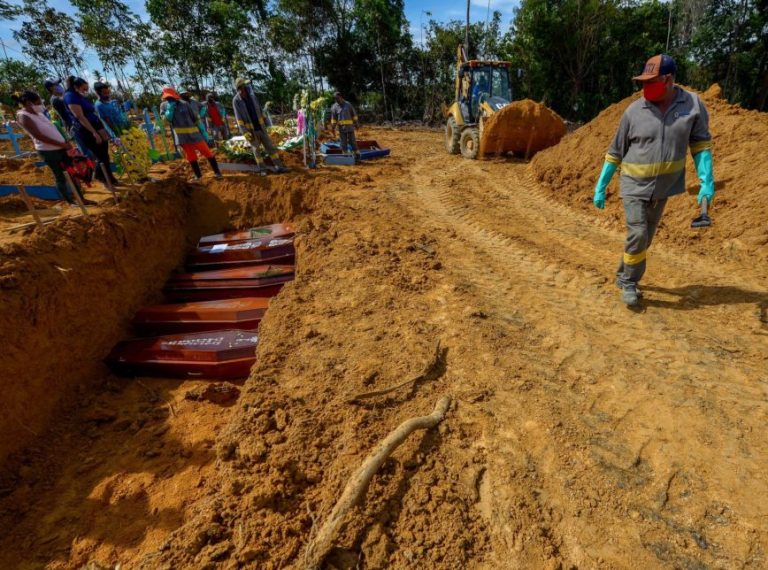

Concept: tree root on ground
[[302, 395, 451, 569], [347, 341, 444, 403]]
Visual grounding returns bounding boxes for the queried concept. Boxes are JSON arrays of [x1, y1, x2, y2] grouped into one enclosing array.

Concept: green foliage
[[502, 0, 670, 121], [0, 58, 46, 95], [0, 1, 21, 20], [4, 0, 766, 122], [13, 0, 85, 79], [688, 0, 768, 110], [70, 0, 140, 76]]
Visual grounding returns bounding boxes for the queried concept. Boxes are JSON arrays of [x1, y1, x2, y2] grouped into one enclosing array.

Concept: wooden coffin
[[106, 329, 258, 379], [133, 297, 270, 335], [164, 265, 294, 301], [198, 223, 295, 247], [188, 237, 295, 270]]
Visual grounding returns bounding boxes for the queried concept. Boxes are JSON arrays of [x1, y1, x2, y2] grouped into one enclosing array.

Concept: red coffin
[[133, 298, 270, 335], [198, 223, 295, 247], [106, 329, 258, 379], [188, 237, 295, 270], [164, 265, 294, 301]]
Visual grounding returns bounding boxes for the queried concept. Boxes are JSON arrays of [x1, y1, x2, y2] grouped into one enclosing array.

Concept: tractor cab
[[458, 61, 512, 124]]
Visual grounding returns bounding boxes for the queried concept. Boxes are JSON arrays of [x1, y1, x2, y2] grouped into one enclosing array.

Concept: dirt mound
[[481, 99, 566, 157], [530, 86, 768, 264], [0, 194, 52, 215], [0, 180, 193, 471], [0, 157, 54, 187]]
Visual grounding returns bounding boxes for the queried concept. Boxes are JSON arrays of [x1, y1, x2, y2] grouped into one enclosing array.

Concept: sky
[[0, 0, 520, 78]]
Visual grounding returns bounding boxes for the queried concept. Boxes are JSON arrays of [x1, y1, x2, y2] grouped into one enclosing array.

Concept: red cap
[[161, 86, 180, 101]]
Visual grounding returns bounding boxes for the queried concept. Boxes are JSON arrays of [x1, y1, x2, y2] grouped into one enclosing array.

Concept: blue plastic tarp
[[0, 185, 63, 201]]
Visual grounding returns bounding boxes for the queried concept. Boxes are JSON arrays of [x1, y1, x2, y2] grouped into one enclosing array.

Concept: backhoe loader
[[445, 45, 565, 159]]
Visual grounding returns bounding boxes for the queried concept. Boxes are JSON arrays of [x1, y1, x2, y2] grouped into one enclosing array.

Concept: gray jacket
[[330, 100, 358, 133], [160, 99, 205, 145], [607, 87, 712, 200], [232, 88, 266, 133]]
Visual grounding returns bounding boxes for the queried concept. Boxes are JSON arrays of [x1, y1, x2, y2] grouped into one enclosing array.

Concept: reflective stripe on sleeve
[[174, 126, 199, 134], [605, 154, 622, 166], [623, 250, 647, 265], [338, 119, 354, 125], [689, 140, 712, 155], [620, 159, 686, 178]]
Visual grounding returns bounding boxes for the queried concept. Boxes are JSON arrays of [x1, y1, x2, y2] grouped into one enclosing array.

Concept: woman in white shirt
[[13, 90, 92, 205]]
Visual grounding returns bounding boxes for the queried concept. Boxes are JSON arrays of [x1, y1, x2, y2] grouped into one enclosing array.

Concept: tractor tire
[[445, 117, 460, 154], [460, 128, 480, 160]]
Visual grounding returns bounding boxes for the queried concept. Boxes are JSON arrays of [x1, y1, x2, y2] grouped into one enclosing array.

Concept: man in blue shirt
[[94, 82, 130, 137]]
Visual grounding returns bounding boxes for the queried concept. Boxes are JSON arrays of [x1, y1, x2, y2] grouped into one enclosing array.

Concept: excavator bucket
[[480, 99, 567, 158]]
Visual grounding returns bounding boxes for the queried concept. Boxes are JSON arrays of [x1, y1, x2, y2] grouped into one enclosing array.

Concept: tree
[[503, 0, 669, 121], [689, 0, 768, 109], [71, 0, 140, 82], [13, 0, 85, 79], [0, 1, 21, 20], [0, 58, 46, 94]]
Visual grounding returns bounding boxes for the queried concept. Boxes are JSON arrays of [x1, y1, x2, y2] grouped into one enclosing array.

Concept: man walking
[[593, 54, 715, 307], [232, 78, 288, 173], [330, 92, 359, 160]]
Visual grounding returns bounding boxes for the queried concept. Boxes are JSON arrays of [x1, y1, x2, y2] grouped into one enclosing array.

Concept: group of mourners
[[11, 75, 362, 204]]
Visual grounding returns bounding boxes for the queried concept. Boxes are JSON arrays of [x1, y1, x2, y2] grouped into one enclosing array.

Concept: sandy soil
[[0, 126, 766, 569]]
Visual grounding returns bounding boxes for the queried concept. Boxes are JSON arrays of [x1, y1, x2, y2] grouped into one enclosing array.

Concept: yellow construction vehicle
[[445, 45, 565, 160], [445, 45, 513, 159]]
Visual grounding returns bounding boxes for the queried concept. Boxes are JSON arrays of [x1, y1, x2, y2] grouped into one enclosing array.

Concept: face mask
[[79, 88, 89, 96], [643, 80, 667, 102], [54, 85, 64, 95]]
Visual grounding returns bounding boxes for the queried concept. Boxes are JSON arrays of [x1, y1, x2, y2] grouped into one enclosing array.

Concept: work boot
[[207, 157, 223, 178], [621, 284, 641, 307], [190, 160, 203, 180], [616, 280, 643, 298]]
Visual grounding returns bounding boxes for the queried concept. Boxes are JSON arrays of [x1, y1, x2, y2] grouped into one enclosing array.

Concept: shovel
[[691, 197, 712, 228]]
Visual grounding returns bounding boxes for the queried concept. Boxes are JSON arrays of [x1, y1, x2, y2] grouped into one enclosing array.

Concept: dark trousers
[[38, 149, 74, 203], [616, 196, 668, 287], [77, 128, 111, 177], [340, 129, 358, 154]]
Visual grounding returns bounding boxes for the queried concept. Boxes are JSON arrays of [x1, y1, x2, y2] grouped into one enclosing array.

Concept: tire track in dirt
[[385, 139, 768, 568]]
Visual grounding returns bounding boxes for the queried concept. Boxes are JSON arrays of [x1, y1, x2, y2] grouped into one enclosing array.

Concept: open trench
[[0, 165, 322, 569], [0, 129, 766, 570]]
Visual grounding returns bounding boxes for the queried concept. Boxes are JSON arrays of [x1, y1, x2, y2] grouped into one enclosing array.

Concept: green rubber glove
[[693, 148, 714, 205], [594, 160, 618, 209]]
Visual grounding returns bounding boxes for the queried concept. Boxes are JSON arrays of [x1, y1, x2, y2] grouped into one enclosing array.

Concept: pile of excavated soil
[[135, 150, 492, 570], [0, 179, 194, 469], [530, 85, 768, 264], [0, 167, 327, 569], [0, 157, 54, 186], [481, 99, 566, 157]]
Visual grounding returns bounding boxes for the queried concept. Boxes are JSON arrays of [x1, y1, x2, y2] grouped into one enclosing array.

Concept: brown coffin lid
[[107, 329, 259, 364], [168, 265, 294, 283], [134, 298, 270, 324], [198, 223, 295, 246], [190, 238, 295, 265]]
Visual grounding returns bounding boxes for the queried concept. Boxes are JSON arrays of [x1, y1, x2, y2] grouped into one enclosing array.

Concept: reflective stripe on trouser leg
[[616, 197, 668, 287], [617, 196, 648, 287]]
